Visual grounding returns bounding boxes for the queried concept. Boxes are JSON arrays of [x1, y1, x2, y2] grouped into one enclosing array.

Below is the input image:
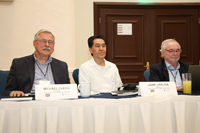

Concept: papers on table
[[90, 91, 100, 96], [24, 93, 35, 97], [1, 97, 33, 101], [111, 89, 138, 96], [78, 91, 100, 96]]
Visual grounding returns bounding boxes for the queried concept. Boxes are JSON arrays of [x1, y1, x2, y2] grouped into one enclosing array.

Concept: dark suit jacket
[[149, 59, 190, 81], [3, 54, 70, 96]]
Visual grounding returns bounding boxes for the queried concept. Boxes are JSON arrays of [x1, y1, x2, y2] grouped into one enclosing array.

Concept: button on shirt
[[165, 61, 182, 87], [32, 54, 55, 90], [79, 57, 123, 92]]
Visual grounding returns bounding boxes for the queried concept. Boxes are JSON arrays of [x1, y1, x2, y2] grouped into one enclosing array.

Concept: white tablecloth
[[0, 95, 200, 133]]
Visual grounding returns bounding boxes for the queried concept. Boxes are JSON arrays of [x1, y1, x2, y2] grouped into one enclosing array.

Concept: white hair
[[159, 39, 181, 52], [34, 29, 55, 41]]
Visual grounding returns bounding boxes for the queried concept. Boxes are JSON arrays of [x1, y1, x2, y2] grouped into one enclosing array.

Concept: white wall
[[0, 0, 76, 72], [75, 0, 200, 67], [0, 0, 76, 83]]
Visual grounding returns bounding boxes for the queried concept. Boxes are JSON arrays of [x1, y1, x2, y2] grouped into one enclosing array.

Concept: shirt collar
[[90, 57, 111, 67], [165, 60, 180, 71], [33, 52, 52, 64]]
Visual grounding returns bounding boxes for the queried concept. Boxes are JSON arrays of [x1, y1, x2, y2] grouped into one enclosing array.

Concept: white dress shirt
[[79, 57, 123, 92]]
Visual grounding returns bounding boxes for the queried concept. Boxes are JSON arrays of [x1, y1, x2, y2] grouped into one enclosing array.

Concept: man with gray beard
[[149, 39, 190, 91], [3, 29, 70, 97]]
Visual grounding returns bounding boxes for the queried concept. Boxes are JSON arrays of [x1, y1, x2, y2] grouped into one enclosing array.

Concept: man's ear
[[160, 51, 164, 58], [33, 40, 36, 48], [89, 48, 93, 54]]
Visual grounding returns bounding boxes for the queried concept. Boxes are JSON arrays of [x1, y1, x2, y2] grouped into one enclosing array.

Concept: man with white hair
[[149, 39, 190, 90], [3, 29, 70, 97]]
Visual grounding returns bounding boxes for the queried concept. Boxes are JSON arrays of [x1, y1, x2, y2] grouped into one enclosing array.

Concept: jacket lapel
[[51, 58, 58, 84], [26, 55, 35, 89], [178, 61, 187, 79], [161, 60, 169, 81]]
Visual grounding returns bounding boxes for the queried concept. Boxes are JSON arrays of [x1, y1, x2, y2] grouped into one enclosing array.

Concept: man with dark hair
[[149, 39, 189, 90], [79, 35, 123, 92], [3, 29, 70, 97], [87, 35, 106, 56]]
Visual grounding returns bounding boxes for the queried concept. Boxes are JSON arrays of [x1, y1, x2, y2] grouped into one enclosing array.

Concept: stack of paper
[[111, 89, 138, 96], [1, 97, 33, 101]]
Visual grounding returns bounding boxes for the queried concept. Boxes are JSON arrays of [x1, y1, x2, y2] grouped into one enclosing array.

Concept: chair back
[[72, 69, 79, 85], [144, 69, 150, 81], [0, 70, 9, 96]]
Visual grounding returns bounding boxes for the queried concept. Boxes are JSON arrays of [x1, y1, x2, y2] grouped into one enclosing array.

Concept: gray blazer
[[3, 54, 70, 96]]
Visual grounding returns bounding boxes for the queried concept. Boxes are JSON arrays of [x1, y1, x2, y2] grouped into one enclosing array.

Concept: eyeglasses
[[165, 49, 182, 54], [37, 39, 54, 45]]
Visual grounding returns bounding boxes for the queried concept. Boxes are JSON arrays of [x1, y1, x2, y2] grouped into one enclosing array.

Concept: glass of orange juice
[[182, 73, 192, 94]]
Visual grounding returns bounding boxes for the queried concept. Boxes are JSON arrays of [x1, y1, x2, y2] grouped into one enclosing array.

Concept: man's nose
[[174, 51, 179, 55], [99, 46, 103, 50], [45, 42, 50, 46]]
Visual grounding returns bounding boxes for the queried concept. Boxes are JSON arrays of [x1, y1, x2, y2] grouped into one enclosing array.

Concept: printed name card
[[35, 84, 78, 100], [139, 82, 178, 97]]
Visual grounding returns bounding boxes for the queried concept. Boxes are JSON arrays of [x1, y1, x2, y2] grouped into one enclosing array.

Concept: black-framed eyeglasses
[[37, 39, 54, 45], [165, 49, 182, 54]]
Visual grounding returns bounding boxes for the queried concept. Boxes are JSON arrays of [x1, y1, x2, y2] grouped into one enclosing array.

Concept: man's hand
[[10, 91, 24, 97], [176, 85, 183, 91]]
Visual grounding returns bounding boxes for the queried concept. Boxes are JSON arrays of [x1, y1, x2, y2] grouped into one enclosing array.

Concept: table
[[0, 94, 200, 133]]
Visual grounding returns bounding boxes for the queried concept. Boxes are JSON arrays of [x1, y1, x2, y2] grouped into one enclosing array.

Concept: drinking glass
[[182, 73, 192, 94]]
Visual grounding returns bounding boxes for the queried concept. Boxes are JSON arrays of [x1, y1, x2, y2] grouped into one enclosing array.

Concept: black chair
[[0, 70, 9, 96], [144, 69, 150, 81], [72, 69, 79, 85]]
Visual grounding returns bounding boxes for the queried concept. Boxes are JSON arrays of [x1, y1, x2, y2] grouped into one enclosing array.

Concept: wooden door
[[154, 8, 199, 64], [94, 3, 200, 83]]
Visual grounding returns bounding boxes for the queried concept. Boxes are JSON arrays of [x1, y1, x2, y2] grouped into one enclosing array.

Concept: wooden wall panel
[[155, 9, 199, 65]]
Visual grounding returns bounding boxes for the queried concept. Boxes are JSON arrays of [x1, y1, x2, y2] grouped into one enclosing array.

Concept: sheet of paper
[[117, 23, 132, 35], [110, 90, 138, 96], [78, 91, 100, 96], [1, 97, 33, 101]]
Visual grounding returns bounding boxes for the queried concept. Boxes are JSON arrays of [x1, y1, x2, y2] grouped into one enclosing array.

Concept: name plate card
[[139, 82, 178, 97], [35, 84, 78, 100]]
